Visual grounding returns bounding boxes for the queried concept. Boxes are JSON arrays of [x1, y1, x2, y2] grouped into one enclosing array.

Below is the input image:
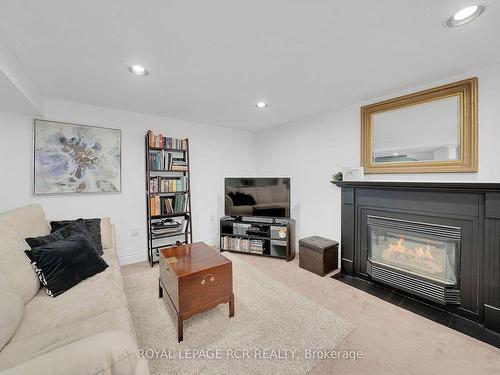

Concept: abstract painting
[[34, 120, 121, 194]]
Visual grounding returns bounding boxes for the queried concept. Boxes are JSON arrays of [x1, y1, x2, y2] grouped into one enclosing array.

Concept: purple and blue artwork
[[34, 120, 121, 194]]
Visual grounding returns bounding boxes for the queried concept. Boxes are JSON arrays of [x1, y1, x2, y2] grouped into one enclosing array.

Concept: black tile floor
[[332, 272, 500, 349]]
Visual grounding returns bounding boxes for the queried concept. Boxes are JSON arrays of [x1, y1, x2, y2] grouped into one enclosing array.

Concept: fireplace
[[367, 216, 461, 305], [335, 181, 500, 336]]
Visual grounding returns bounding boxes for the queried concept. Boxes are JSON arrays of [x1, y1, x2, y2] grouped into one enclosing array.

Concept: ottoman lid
[[299, 236, 338, 252]]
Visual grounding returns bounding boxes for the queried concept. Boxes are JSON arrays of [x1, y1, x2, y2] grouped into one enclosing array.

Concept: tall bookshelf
[[145, 131, 193, 267]]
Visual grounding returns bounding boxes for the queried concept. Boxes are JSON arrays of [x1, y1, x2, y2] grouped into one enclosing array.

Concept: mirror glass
[[371, 96, 461, 164]]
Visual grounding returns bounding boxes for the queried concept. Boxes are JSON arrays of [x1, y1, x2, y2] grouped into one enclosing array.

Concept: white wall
[[254, 63, 500, 244], [2, 64, 499, 263], [0, 99, 256, 264]]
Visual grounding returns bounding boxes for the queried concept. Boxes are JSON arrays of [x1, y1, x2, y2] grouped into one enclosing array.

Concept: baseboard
[[118, 237, 219, 265], [119, 251, 148, 266], [485, 304, 500, 333], [202, 237, 219, 247]]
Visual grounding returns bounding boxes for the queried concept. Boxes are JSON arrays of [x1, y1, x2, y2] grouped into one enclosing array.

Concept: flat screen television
[[224, 177, 290, 218]]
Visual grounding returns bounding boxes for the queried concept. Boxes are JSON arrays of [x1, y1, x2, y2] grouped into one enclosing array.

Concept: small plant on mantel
[[331, 172, 343, 182]]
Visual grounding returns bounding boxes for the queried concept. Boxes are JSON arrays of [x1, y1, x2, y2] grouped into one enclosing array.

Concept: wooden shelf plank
[[147, 191, 189, 196], [152, 231, 191, 240], [148, 147, 187, 152], [150, 212, 190, 219], [221, 249, 287, 259]]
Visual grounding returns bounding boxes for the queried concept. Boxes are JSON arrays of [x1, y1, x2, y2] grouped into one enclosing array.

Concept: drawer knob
[[201, 274, 215, 285]]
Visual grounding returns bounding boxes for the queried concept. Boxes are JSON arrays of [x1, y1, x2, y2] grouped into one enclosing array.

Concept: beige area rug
[[123, 252, 354, 375]]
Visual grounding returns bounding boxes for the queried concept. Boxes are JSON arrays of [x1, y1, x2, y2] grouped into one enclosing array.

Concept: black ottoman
[[299, 236, 339, 276]]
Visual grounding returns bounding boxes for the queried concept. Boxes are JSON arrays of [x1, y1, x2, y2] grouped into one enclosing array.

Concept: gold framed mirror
[[361, 78, 478, 174]]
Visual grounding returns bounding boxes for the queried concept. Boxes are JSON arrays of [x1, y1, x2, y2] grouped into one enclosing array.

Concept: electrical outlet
[[131, 227, 139, 237]]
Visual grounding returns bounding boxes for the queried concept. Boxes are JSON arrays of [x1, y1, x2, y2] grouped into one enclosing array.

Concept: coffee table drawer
[[178, 263, 232, 314]]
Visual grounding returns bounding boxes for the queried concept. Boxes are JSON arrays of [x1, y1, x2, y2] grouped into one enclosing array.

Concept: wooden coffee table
[[158, 242, 234, 342]]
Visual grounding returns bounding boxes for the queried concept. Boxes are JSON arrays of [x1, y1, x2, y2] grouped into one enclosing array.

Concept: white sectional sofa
[[0, 204, 148, 375]]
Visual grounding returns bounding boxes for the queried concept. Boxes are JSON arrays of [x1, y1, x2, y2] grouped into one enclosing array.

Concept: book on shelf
[[147, 130, 187, 150], [149, 195, 161, 216], [149, 194, 189, 216], [148, 150, 188, 171], [149, 176, 187, 193]]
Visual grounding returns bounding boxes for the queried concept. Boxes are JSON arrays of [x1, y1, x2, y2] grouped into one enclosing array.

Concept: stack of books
[[147, 130, 187, 150], [170, 157, 188, 171]]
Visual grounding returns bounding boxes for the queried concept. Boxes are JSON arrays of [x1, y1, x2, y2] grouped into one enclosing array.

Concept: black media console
[[219, 217, 295, 261]]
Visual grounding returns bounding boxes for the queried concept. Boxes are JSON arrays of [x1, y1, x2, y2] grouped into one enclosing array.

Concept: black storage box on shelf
[[299, 236, 338, 276]]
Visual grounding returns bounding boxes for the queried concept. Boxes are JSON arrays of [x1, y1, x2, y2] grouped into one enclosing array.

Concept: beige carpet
[[123, 252, 354, 375]]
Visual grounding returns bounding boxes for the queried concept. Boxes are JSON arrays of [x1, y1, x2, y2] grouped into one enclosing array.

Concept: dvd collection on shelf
[[221, 236, 265, 254], [149, 176, 188, 193], [149, 194, 189, 216]]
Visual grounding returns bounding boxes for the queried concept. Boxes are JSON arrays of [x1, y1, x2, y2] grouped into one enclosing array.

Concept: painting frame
[[33, 119, 121, 195], [360, 77, 477, 174]]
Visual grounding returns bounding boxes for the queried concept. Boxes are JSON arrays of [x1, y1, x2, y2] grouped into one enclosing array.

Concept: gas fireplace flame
[[386, 236, 435, 261], [382, 236, 443, 274]]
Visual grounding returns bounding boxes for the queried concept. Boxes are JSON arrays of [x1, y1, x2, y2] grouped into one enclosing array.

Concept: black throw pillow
[[50, 218, 103, 255], [25, 220, 87, 248], [24, 235, 108, 298]]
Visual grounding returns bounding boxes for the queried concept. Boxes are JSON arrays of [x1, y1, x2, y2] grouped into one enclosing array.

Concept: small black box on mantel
[[299, 236, 338, 276]]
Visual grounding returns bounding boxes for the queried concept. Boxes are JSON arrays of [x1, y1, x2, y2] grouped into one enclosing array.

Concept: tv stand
[[219, 217, 295, 261]]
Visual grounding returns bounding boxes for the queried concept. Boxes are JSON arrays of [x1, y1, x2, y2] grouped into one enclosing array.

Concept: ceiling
[[0, 0, 498, 130], [0, 70, 39, 115]]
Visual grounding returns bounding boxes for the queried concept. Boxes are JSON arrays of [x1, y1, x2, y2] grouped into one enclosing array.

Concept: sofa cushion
[[12, 267, 128, 341], [25, 220, 87, 248], [0, 306, 136, 370], [25, 235, 108, 298], [0, 223, 40, 304], [0, 329, 139, 375], [101, 241, 120, 269], [100, 218, 114, 249], [0, 272, 24, 351], [50, 218, 103, 255], [0, 204, 50, 239]]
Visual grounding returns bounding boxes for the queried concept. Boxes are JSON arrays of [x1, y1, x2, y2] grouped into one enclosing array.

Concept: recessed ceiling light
[[446, 5, 485, 27], [129, 64, 148, 76], [256, 101, 268, 109]]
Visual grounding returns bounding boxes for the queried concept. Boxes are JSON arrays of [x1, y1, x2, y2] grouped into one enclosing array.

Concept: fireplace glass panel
[[369, 227, 458, 285]]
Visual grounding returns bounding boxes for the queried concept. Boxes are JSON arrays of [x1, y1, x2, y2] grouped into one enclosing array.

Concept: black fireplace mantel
[[334, 179, 500, 335], [332, 180, 500, 192]]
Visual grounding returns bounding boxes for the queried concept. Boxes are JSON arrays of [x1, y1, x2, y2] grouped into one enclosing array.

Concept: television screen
[[225, 177, 290, 218]]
